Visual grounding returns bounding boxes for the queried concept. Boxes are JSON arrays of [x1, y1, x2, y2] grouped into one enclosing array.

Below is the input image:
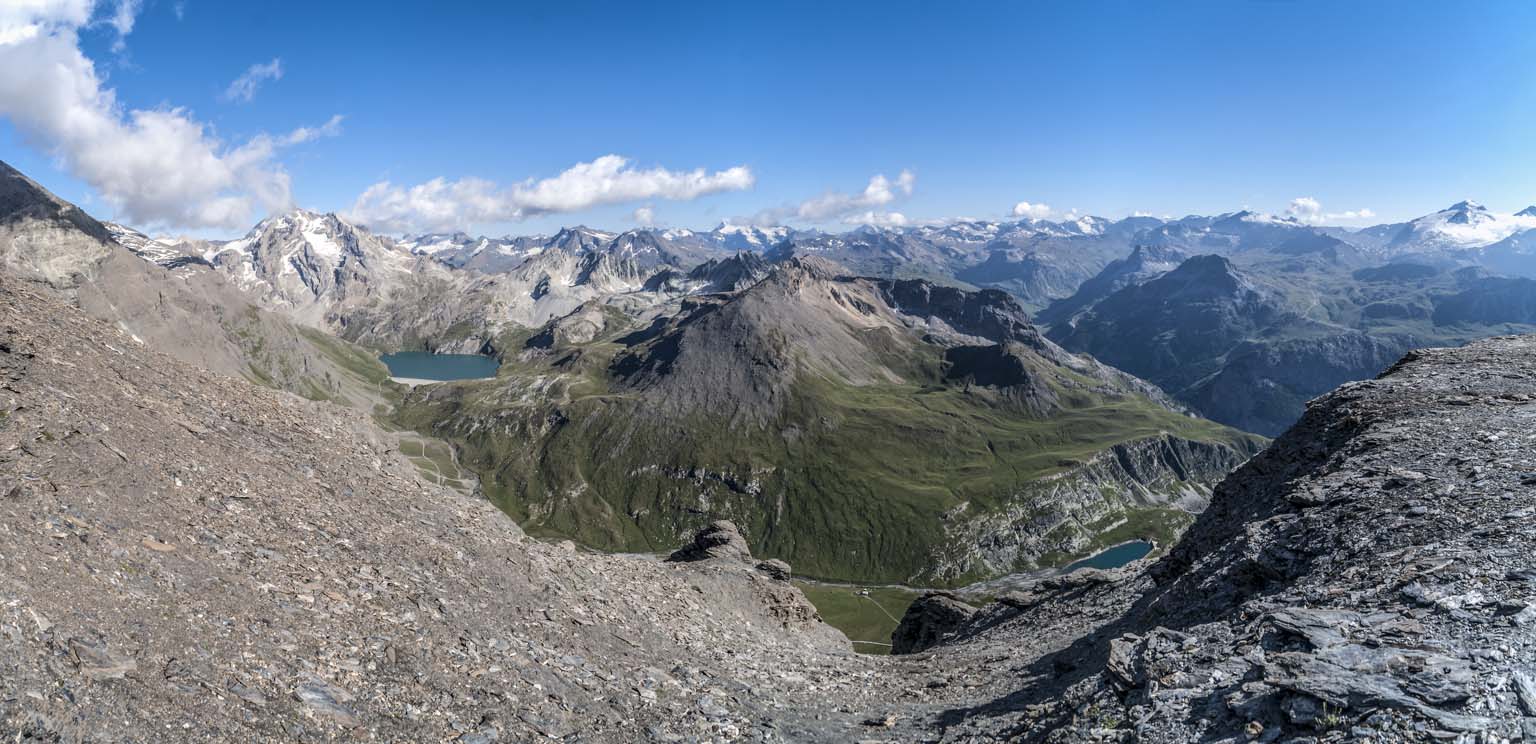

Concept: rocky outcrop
[[885, 335, 1536, 742], [891, 593, 979, 654], [929, 432, 1260, 582], [668, 521, 801, 586], [667, 520, 753, 562]]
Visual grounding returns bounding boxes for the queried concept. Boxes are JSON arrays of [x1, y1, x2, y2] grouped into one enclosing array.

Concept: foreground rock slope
[[0, 275, 869, 742]]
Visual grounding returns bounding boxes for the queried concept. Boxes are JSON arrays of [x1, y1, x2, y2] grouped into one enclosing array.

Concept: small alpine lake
[[381, 351, 500, 383], [1063, 539, 1154, 573]]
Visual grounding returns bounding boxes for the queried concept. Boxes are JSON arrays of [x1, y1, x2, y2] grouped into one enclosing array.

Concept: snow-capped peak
[[711, 223, 789, 249], [1387, 200, 1536, 252]]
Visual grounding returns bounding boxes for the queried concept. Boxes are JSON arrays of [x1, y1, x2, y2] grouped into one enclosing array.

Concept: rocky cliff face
[[881, 334, 1536, 742], [1047, 252, 1536, 435], [929, 433, 1253, 580]]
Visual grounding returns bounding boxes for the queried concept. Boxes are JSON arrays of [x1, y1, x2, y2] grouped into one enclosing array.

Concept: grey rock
[[756, 559, 792, 580], [67, 637, 136, 680], [890, 594, 978, 655], [293, 678, 359, 727], [668, 520, 752, 563]]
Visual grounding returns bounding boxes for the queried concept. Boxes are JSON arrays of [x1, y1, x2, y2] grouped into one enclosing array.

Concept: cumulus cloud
[[0, 3, 340, 229], [1287, 196, 1376, 225], [732, 170, 916, 227], [223, 58, 282, 103], [0, 0, 92, 45], [632, 205, 655, 226], [795, 170, 914, 222], [1011, 201, 1053, 220], [843, 210, 907, 227], [347, 155, 754, 232]]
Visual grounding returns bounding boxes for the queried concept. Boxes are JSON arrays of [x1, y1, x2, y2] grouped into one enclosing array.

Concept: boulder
[[890, 593, 979, 655], [667, 520, 752, 563], [756, 559, 792, 580]]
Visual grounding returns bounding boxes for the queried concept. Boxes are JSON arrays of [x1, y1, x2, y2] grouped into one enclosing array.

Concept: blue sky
[[3, 0, 1535, 236]]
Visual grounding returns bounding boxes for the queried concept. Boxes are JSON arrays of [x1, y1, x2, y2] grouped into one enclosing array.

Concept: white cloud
[[223, 58, 282, 103], [0, 5, 339, 229], [1286, 196, 1376, 225], [735, 170, 917, 227], [347, 155, 754, 232], [632, 205, 655, 226], [842, 210, 908, 227], [104, 0, 138, 51], [0, 0, 91, 45], [795, 170, 914, 222], [1011, 201, 1053, 220], [277, 114, 343, 145]]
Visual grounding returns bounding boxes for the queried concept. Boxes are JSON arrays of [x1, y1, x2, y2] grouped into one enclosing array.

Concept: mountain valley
[[4, 156, 1536, 740]]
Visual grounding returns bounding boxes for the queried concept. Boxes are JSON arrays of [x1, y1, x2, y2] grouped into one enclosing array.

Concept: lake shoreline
[[380, 351, 500, 385]]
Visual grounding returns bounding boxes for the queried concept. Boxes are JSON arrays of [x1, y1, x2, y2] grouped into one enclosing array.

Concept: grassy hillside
[[395, 319, 1260, 585], [793, 583, 921, 655]]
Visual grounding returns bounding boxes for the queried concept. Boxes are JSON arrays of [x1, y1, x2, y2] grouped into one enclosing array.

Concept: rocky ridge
[[878, 334, 1536, 742], [0, 160, 391, 408]]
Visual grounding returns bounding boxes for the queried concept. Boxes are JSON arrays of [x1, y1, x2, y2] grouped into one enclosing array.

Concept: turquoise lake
[[1063, 540, 1153, 573], [380, 351, 499, 381]]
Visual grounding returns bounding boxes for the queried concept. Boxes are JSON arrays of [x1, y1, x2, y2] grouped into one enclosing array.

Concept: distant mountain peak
[[1446, 200, 1486, 212], [1516, 206, 1536, 218]]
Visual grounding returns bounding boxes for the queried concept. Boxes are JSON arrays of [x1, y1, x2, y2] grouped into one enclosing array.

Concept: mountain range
[[50, 175, 1536, 579], [4, 156, 1536, 739], [111, 192, 1536, 436], [396, 256, 1261, 584]]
